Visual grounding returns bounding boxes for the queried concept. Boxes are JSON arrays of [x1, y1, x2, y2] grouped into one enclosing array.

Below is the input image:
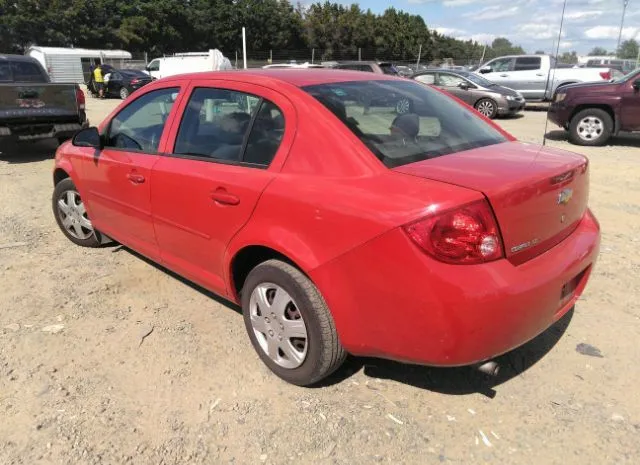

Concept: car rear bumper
[[310, 209, 600, 366], [0, 120, 88, 142]]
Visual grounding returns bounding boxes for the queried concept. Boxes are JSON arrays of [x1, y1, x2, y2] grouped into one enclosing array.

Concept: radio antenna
[[542, 0, 568, 146]]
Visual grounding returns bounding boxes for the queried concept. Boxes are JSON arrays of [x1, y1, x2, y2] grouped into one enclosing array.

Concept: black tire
[[52, 178, 101, 248], [474, 98, 498, 119], [241, 259, 346, 386], [569, 108, 613, 146], [119, 87, 130, 100]]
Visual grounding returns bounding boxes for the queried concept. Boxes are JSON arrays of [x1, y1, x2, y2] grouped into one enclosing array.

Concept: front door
[[436, 72, 474, 105], [621, 77, 640, 130], [81, 87, 182, 260], [151, 82, 293, 295], [478, 57, 515, 88]]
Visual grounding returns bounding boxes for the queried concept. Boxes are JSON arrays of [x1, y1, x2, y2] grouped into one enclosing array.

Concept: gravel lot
[[1, 96, 639, 465]]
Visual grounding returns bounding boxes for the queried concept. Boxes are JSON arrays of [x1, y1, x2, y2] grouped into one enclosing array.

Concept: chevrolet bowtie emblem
[[557, 188, 573, 206]]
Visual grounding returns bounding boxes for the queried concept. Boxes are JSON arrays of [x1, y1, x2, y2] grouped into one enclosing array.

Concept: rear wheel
[[569, 108, 612, 146], [241, 260, 346, 386], [119, 87, 130, 100], [475, 98, 498, 119], [52, 178, 101, 247]]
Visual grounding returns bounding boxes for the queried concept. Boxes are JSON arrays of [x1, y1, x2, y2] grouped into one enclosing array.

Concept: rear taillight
[[75, 86, 85, 110], [403, 200, 504, 265], [131, 78, 140, 85], [599, 71, 611, 80]]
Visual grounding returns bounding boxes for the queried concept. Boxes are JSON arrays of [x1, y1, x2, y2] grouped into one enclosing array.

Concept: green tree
[[617, 39, 639, 59], [588, 46, 609, 56], [558, 51, 578, 64]]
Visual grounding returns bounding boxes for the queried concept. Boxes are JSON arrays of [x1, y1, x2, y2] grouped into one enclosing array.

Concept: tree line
[[0, 0, 527, 63]]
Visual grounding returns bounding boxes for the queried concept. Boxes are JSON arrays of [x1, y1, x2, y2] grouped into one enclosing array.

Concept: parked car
[[145, 49, 233, 80], [548, 68, 640, 146], [0, 54, 87, 146], [585, 58, 637, 75], [104, 68, 154, 99], [412, 69, 525, 118], [262, 62, 324, 69], [331, 61, 399, 75], [476, 54, 621, 101], [52, 69, 600, 386]]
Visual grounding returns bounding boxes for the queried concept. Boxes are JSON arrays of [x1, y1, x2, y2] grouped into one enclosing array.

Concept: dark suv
[[549, 69, 640, 146]]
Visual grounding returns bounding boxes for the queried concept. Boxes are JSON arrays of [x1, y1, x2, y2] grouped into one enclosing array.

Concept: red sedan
[[52, 70, 600, 386]]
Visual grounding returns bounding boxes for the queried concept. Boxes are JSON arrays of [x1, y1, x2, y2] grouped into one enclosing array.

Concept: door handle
[[536, 73, 545, 76], [127, 173, 145, 184], [499, 74, 509, 77], [210, 189, 240, 206]]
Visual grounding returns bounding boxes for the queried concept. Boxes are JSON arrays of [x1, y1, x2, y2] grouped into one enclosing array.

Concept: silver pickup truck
[[1, 54, 87, 146], [475, 54, 622, 101]]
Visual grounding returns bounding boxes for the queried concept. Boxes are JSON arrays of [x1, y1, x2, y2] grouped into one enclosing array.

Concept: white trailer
[[26, 46, 132, 84]]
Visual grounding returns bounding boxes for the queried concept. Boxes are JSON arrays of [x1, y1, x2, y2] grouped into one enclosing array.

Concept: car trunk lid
[[395, 141, 589, 265]]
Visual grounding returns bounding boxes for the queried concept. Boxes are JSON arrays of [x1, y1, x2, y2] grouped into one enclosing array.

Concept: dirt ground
[[1, 95, 639, 465]]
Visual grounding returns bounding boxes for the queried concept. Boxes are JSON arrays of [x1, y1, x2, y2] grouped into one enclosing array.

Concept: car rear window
[[303, 80, 507, 168]]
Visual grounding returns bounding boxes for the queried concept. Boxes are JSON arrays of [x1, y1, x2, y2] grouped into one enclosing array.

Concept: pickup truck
[[548, 69, 640, 146], [475, 54, 622, 101], [0, 54, 87, 146]]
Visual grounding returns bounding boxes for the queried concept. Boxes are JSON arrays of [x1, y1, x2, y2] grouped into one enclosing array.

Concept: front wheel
[[241, 260, 346, 386], [474, 98, 498, 119], [569, 108, 613, 146], [52, 178, 101, 247], [119, 87, 130, 100]]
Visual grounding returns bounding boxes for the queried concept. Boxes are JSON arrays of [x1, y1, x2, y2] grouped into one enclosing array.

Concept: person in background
[[93, 64, 104, 99]]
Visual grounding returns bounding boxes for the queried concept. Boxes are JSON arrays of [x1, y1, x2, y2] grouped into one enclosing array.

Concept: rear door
[[150, 80, 295, 294], [80, 86, 183, 260], [513, 56, 546, 99]]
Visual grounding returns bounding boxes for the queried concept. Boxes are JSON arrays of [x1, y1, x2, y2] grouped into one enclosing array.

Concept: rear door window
[[514, 57, 542, 71], [437, 73, 465, 87], [414, 74, 436, 85]]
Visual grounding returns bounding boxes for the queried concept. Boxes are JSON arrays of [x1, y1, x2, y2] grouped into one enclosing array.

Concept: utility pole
[[616, 0, 630, 57]]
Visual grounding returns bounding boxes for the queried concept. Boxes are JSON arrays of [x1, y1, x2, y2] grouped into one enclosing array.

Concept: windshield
[[303, 80, 507, 168], [459, 72, 496, 87], [615, 68, 640, 83]]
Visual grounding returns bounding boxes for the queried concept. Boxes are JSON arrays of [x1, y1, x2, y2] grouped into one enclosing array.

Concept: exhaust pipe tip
[[476, 360, 500, 377]]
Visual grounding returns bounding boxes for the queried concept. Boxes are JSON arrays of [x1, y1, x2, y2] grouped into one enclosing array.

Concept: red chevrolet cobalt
[[52, 70, 600, 386]]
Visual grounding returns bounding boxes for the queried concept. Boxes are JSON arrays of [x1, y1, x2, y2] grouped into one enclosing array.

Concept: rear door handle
[[536, 73, 545, 76], [127, 173, 145, 184], [210, 189, 240, 206], [499, 74, 509, 77]]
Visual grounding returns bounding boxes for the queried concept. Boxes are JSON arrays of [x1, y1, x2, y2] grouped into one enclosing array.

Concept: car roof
[[0, 54, 41, 63], [163, 69, 400, 87]]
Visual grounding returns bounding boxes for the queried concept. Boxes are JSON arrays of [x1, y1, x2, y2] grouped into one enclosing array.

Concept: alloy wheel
[[477, 100, 495, 117], [576, 116, 604, 142]]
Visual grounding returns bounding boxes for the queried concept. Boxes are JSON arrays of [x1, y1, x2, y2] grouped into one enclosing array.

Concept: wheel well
[[230, 246, 302, 298], [53, 168, 69, 186], [570, 104, 615, 127]]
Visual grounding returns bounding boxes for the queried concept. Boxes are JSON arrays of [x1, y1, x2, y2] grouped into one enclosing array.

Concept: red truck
[[549, 68, 640, 146]]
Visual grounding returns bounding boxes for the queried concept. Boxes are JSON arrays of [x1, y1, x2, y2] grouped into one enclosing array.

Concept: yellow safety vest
[[93, 67, 104, 83]]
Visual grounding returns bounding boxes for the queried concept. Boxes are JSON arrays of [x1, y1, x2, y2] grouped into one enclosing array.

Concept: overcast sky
[[339, 0, 640, 55]]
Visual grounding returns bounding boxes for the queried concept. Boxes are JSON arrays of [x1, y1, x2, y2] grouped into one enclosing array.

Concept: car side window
[[243, 100, 285, 166], [147, 60, 160, 72], [514, 57, 542, 71], [415, 74, 435, 85], [487, 58, 513, 72], [105, 87, 179, 152], [174, 87, 261, 162], [437, 73, 465, 87]]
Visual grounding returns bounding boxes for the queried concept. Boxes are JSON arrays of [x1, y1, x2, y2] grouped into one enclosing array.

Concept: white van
[[145, 49, 233, 80]]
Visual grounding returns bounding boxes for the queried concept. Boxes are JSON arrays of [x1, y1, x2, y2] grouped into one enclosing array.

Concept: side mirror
[[479, 67, 491, 74], [458, 82, 470, 90], [72, 127, 102, 149]]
